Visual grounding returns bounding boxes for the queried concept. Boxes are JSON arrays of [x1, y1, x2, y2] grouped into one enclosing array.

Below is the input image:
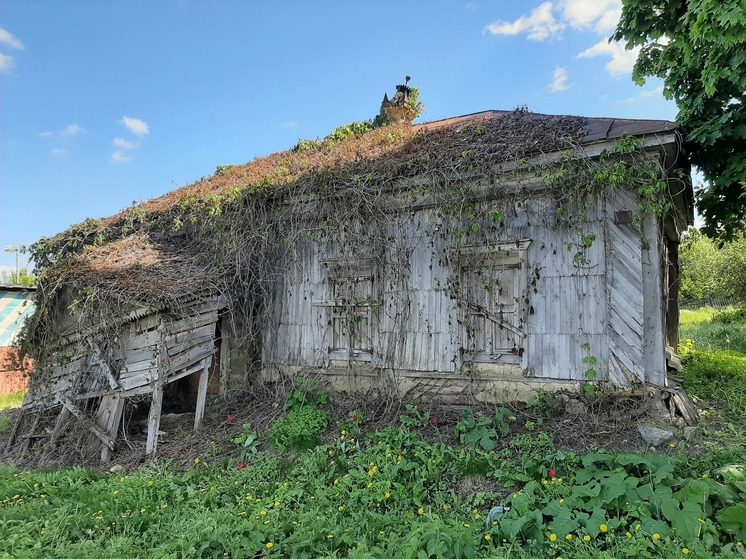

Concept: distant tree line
[[0, 268, 35, 287], [680, 230, 746, 302]]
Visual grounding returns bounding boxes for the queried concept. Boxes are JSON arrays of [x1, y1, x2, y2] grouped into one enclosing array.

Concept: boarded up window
[[322, 261, 376, 361], [456, 242, 529, 365]]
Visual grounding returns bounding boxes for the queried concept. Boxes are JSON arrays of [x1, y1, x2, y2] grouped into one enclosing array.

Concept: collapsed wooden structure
[[8, 294, 226, 459]]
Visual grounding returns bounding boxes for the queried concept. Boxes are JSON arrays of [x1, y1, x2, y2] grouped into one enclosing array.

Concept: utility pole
[[4, 246, 19, 281]]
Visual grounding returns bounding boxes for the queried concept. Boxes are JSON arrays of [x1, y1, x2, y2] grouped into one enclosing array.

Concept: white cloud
[[60, 123, 87, 138], [50, 148, 67, 158], [485, 2, 565, 41], [39, 131, 53, 139], [550, 66, 570, 92], [619, 86, 664, 104], [578, 39, 639, 76], [113, 137, 138, 150], [122, 116, 150, 136], [111, 150, 134, 164], [281, 121, 298, 129], [465, 1, 479, 11], [0, 28, 24, 50], [559, 0, 621, 34], [0, 52, 15, 74]]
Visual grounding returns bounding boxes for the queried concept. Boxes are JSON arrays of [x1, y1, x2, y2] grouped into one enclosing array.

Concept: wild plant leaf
[[600, 473, 629, 504], [660, 497, 703, 541], [546, 507, 579, 537], [716, 504, 746, 540]]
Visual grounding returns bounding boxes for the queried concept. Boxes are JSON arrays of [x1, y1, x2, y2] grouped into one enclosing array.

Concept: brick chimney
[[381, 76, 416, 123]]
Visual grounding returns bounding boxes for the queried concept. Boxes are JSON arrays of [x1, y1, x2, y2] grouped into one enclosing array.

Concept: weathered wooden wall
[[259, 181, 666, 393]]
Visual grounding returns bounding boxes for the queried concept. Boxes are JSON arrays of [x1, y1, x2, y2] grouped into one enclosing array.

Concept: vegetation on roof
[[20, 107, 676, 374]]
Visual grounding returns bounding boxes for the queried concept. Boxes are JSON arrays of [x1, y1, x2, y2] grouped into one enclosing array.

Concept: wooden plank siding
[[262, 191, 647, 386]]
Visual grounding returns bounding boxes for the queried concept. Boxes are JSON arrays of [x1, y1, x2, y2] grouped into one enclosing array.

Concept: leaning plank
[[96, 394, 124, 462], [5, 406, 30, 449], [58, 396, 115, 450], [88, 341, 120, 389], [49, 405, 72, 444], [146, 340, 166, 458], [145, 378, 163, 457], [193, 359, 210, 432]]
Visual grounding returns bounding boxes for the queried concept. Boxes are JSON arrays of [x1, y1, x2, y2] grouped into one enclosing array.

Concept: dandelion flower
[[265, 542, 274, 549], [626, 532, 633, 539], [385, 492, 391, 499], [653, 533, 661, 540], [682, 549, 689, 555], [147, 481, 154, 487], [484, 534, 492, 541], [583, 535, 591, 542], [600, 524, 608, 533], [194, 457, 201, 464], [338, 506, 345, 512], [566, 534, 573, 541], [418, 508, 425, 515], [549, 534, 557, 542]]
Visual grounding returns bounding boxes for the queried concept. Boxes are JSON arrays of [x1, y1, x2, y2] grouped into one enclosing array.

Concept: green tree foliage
[[680, 230, 746, 301], [0, 268, 35, 287], [613, 0, 746, 238]]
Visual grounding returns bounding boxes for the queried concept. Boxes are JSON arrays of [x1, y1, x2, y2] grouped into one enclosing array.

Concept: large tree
[[614, 0, 746, 238]]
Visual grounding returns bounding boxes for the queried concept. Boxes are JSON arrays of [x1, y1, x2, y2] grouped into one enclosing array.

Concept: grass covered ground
[[0, 307, 745, 559]]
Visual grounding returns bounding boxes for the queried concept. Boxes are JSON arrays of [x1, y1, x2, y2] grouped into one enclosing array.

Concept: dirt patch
[[0, 387, 697, 473]]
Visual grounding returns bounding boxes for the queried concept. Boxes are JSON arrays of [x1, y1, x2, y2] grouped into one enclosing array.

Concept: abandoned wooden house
[[8, 87, 693, 459]]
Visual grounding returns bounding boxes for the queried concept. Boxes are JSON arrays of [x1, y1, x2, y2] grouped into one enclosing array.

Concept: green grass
[[0, 391, 25, 412], [679, 306, 746, 420], [1, 412, 745, 558]]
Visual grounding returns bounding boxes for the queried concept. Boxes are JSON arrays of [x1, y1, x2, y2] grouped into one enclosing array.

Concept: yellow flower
[[549, 534, 558, 542], [161, 504, 168, 509], [385, 492, 391, 499], [626, 532, 633, 539], [600, 524, 608, 533], [543, 480, 549, 485], [147, 481, 154, 487], [367, 482, 373, 489], [265, 542, 274, 549], [120, 477, 125, 483], [113, 491, 119, 496], [584, 535, 591, 542], [559, 499, 564, 504], [653, 533, 661, 540], [566, 534, 573, 541], [682, 549, 689, 555], [194, 457, 200, 464], [327, 535, 334, 539], [635, 524, 641, 531], [33, 483, 39, 490], [260, 510, 267, 516], [702, 474, 709, 479], [338, 506, 345, 512], [463, 523, 470, 528], [418, 508, 425, 515], [484, 535, 492, 541], [274, 501, 281, 508], [333, 479, 339, 485]]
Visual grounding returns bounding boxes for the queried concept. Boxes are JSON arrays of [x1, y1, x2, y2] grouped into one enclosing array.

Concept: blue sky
[[0, 0, 676, 273]]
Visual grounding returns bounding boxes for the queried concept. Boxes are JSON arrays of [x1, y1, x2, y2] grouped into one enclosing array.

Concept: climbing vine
[[20, 105, 683, 398]]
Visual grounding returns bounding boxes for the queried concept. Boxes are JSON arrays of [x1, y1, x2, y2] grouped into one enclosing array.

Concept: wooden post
[[219, 328, 230, 396], [145, 377, 163, 458], [146, 339, 166, 458], [641, 213, 667, 385], [194, 359, 210, 432]]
